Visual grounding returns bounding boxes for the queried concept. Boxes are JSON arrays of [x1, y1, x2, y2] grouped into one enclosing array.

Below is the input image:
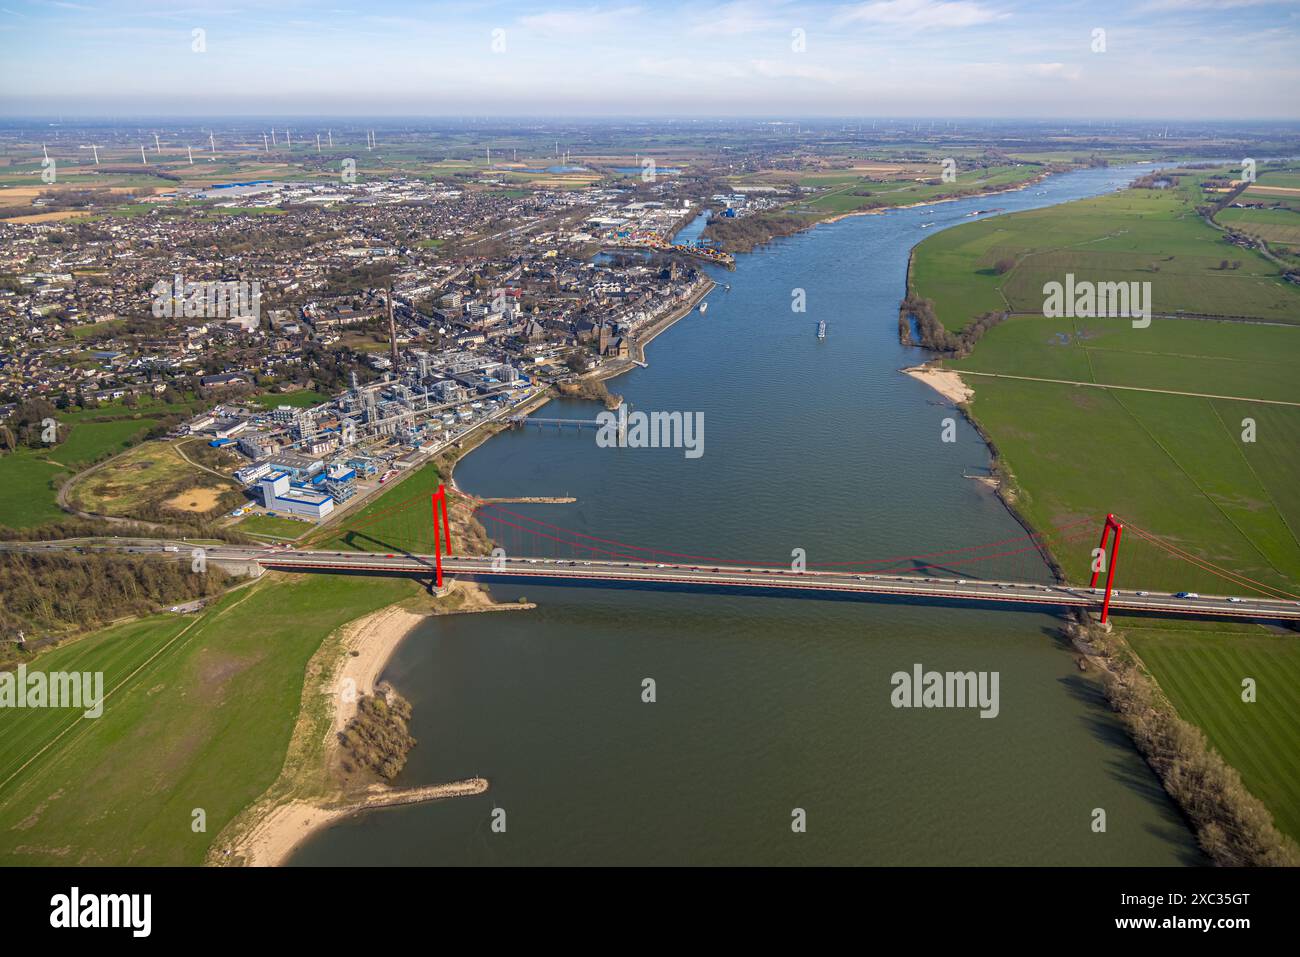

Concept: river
[[291, 165, 1204, 865]]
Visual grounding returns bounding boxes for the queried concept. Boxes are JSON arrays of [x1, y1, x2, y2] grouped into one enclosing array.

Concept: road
[[7, 540, 1297, 622], [250, 548, 1300, 622]]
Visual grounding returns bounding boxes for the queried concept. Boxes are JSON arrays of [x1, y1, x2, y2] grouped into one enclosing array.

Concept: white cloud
[[836, 0, 1008, 29], [519, 5, 643, 36]]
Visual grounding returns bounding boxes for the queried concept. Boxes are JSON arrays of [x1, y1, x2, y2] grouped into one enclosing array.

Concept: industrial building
[[258, 471, 334, 520]]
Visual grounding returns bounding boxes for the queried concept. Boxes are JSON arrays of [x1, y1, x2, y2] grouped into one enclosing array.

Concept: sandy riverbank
[[228, 778, 490, 867], [901, 363, 973, 404], [210, 581, 530, 867], [330, 603, 426, 739]]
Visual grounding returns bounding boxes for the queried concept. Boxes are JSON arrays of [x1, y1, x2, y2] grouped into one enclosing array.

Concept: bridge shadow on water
[[1051, 628, 1206, 865]]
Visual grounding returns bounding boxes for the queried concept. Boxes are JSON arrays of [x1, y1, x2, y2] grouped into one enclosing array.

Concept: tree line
[[0, 552, 229, 644], [898, 294, 1006, 357], [1067, 616, 1300, 867]]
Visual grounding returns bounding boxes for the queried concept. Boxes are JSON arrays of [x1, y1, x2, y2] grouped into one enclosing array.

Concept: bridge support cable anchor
[[1088, 513, 1124, 625], [431, 484, 453, 589]]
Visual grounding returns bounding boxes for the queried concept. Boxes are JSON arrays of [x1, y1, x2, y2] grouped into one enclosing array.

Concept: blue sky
[[1, 0, 1297, 118]]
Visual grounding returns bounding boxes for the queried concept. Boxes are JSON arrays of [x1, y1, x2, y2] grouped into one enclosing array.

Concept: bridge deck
[[254, 551, 1300, 623]]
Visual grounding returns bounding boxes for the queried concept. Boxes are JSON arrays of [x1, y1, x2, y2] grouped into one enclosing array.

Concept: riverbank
[[900, 363, 973, 404], [710, 167, 1058, 254], [817, 168, 1053, 228], [221, 778, 490, 867], [208, 580, 532, 866]]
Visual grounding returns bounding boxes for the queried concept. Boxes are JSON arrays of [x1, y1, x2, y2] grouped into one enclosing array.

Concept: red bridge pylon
[[1089, 513, 1124, 624], [431, 484, 453, 589]]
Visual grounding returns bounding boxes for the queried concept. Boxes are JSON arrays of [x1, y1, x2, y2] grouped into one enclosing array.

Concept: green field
[[1125, 624, 1300, 842], [0, 453, 68, 527], [0, 397, 214, 529], [237, 513, 311, 540], [1, 419, 164, 529], [312, 460, 447, 554], [911, 170, 1300, 595], [0, 573, 420, 865], [911, 175, 1300, 328], [804, 164, 1041, 216], [1217, 205, 1300, 249], [249, 389, 330, 410]]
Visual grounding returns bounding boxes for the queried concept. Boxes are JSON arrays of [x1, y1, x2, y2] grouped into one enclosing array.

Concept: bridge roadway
[[248, 548, 1300, 623], [6, 539, 1297, 622]]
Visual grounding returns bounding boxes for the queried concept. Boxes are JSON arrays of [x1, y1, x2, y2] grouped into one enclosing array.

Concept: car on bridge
[[1174, 592, 1200, 599]]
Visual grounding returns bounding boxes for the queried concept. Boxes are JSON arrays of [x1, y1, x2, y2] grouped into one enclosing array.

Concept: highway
[[6, 539, 1298, 622], [256, 549, 1300, 622]]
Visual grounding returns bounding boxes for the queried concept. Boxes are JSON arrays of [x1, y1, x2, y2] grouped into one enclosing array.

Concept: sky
[[1, 0, 1298, 119]]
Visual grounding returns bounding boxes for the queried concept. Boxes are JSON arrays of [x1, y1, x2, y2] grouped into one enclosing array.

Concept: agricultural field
[[1124, 623, 1300, 842], [1217, 205, 1300, 250], [953, 373, 1300, 593], [0, 573, 421, 865], [910, 174, 1300, 328], [911, 171, 1300, 595]]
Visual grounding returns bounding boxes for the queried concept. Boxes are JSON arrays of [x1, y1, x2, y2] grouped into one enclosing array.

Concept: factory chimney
[[387, 281, 400, 372]]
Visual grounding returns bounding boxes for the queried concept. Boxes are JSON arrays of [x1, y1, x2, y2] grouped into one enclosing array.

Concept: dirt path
[[956, 370, 1299, 407], [173, 438, 233, 480]]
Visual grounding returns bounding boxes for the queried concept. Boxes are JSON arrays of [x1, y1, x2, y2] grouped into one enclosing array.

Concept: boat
[[817, 320, 826, 340], [920, 222, 935, 228], [699, 301, 708, 314]]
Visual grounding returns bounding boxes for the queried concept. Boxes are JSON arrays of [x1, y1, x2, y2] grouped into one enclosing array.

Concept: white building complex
[[258, 471, 335, 520]]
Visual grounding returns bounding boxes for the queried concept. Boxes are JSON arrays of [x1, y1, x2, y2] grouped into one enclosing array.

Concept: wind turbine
[[42, 143, 48, 162], [140, 144, 148, 164], [263, 132, 269, 152], [328, 129, 333, 148], [271, 128, 277, 146], [187, 145, 194, 164], [154, 132, 161, 153], [285, 129, 291, 148], [316, 133, 321, 153], [84, 144, 101, 164], [209, 132, 216, 156]]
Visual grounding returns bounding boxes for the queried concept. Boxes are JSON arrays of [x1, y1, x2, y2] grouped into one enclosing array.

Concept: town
[[1, 163, 725, 525]]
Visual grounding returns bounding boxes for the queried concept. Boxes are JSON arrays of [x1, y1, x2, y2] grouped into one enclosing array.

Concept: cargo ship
[[699, 300, 708, 314], [817, 320, 826, 340]]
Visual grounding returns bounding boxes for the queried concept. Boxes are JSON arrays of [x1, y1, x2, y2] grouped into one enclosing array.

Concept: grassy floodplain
[[0, 573, 420, 865], [910, 169, 1300, 841], [1123, 620, 1300, 842], [910, 169, 1300, 593], [911, 171, 1300, 327], [803, 163, 1042, 216]]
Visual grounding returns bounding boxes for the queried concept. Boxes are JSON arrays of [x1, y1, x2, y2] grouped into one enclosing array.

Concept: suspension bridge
[[250, 486, 1300, 624]]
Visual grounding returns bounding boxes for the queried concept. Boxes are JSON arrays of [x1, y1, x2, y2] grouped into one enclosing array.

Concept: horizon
[[2, 0, 1298, 120]]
